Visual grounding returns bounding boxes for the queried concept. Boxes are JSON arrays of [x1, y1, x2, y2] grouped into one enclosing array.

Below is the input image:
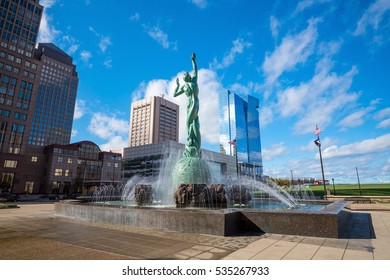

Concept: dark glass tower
[[0, 1, 78, 194], [219, 90, 263, 178], [30, 43, 78, 146], [0, 0, 43, 193]]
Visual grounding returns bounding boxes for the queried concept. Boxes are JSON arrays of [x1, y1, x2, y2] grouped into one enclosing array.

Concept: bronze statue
[[173, 53, 201, 157]]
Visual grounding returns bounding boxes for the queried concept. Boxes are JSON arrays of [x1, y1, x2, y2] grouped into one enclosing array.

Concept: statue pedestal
[[174, 184, 228, 209], [228, 185, 252, 206], [172, 156, 211, 187], [134, 184, 153, 207]]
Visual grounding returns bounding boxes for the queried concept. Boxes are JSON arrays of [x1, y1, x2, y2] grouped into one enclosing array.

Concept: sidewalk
[[1, 203, 390, 260]]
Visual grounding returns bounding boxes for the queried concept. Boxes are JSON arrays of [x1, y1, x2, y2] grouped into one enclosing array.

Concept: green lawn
[[308, 183, 390, 196], [0, 203, 18, 209]]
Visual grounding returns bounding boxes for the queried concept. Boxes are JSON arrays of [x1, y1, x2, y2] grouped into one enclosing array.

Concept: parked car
[[48, 193, 60, 200], [63, 192, 82, 199], [0, 193, 20, 202]]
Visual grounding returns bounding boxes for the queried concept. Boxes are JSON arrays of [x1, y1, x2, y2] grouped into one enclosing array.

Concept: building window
[[67, 158, 72, 164], [57, 157, 63, 163], [64, 169, 71, 177], [54, 169, 62, 176], [52, 182, 60, 193], [25, 181, 34, 194], [31, 156, 37, 162], [114, 163, 119, 168], [4, 160, 18, 168]]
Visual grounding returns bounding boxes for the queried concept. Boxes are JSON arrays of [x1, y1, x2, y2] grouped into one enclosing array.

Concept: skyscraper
[[30, 43, 78, 146], [0, 0, 43, 193], [219, 90, 263, 178], [129, 96, 179, 147], [0, 1, 79, 194]]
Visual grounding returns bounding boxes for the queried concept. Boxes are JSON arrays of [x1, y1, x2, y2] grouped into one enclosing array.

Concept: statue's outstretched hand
[[192, 53, 196, 61]]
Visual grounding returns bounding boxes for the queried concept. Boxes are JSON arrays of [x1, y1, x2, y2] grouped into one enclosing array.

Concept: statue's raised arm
[[173, 78, 183, 97], [191, 52, 197, 81]]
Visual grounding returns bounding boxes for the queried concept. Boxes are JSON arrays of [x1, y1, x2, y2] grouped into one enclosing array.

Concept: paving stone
[[311, 246, 345, 260], [196, 252, 214, 259], [282, 243, 321, 260]]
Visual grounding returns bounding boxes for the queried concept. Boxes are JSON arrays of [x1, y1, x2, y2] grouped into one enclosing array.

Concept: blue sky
[[37, 0, 390, 183]]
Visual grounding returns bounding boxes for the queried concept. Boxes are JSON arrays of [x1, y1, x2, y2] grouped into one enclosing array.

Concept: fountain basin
[[55, 200, 351, 238]]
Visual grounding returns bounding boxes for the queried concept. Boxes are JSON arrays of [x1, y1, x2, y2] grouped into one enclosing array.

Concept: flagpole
[[314, 126, 327, 200], [235, 144, 239, 177], [318, 135, 327, 199]]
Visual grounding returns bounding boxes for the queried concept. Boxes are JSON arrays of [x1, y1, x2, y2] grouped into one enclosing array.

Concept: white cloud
[[293, 0, 332, 15], [37, 1, 61, 44], [99, 136, 128, 152], [99, 37, 112, 53], [259, 106, 274, 128], [189, 0, 208, 9], [74, 99, 86, 120], [322, 133, 390, 159], [270, 16, 280, 39], [228, 81, 262, 96], [80, 50, 92, 67], [377, 119, 390, 128], [88, 112, 129, 140], [67, 44, 79, 55], [262, 142, 288, 161], [131, 69, 225, 146], [299, 137, 334, 152], [130, 13, 140, 21], [354, 0, 390, 36], [89, 26, 112, 53], [143, 25, 177, 50], [262, 19, 319, 84], [39, 0, 58, 6], [337, 106, 375, 129], [71, 129, 77, 138], [131, 81, 147, 103], [210, 38, 252, 70], [317, 40, 342, 57], [60, 35, 80, 55], [276, 55, 359, 134], [103, 57, 113, 68], [374, 107, 390, 120]]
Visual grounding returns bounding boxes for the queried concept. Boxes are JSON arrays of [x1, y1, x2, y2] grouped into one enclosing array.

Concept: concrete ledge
[[55, 200, 351, 238], [55, 202, 245, 236]]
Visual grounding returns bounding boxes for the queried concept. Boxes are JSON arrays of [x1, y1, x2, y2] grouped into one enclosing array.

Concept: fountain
[[55, 53, 352, 238]]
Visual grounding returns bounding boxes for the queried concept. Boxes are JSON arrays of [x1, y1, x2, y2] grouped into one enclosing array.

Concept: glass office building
[[219, 90, 263, 178], [0, 1, 79, 194], [29, 43, 78, 146]]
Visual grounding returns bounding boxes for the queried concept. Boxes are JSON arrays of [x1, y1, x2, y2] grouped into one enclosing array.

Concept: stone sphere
[[172, 156, 211, 186]]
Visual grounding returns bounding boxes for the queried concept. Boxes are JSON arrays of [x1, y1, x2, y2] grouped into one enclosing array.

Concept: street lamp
[[290, 170, 294, 186], [356, 166, 362, 196], [314, 125, 327, 200], [332, 178, 336, 196]]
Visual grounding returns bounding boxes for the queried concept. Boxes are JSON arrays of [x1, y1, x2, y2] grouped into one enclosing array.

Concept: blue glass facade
[[28, 43, 78, 146], [219, 91, 263, 178]]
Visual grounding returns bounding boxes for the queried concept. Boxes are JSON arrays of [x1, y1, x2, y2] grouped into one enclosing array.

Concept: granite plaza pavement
[[0, 202, 390, 260]]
